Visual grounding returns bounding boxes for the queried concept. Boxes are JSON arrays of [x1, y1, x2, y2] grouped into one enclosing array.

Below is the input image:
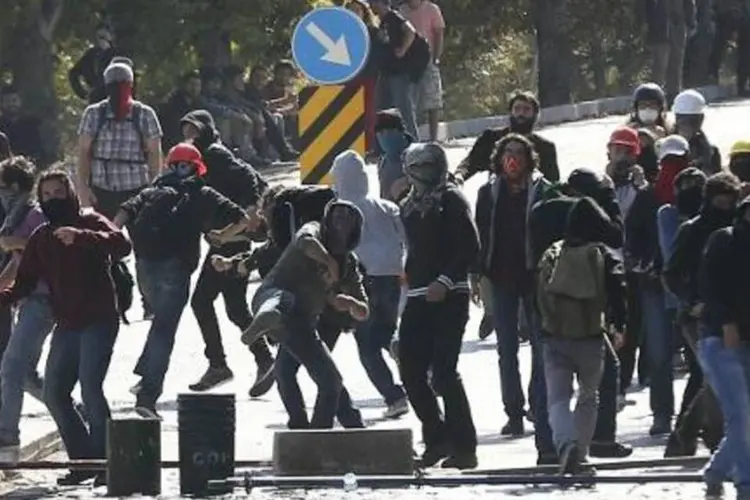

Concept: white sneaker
[[383, 397, 409, 419]]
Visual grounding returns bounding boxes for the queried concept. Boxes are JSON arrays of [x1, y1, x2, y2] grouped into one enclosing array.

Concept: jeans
[[544, 337, 605, 456], [191, 250, 272, 369], [276, 308, 363, 429], [491, 283, 553, 454], [593, 341, 619, 443], [398, 293, 477, 454], [44, 320, 118, 459], [386, 74, 419, 139], [699, 336, 750, 492], [253, 288, 343, 429], [641, 282, 674, 421], [134, 258, 191, 408], [353, 276, 405, 405], [0, 296, 55, 443]]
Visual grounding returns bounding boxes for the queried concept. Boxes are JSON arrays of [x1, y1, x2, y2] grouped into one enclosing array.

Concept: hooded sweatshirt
[[332, 151, 406, 277], [258, 200, 366, 318]]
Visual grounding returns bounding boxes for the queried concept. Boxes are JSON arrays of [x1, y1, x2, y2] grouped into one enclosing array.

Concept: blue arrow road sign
[[291, 7, 371, 85]]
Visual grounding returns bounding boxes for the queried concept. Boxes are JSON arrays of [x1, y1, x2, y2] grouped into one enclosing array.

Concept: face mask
[[376, 130, 406, 157], [509, 115, 534, 135], [611, 159, 632, 183], [0, 188, 19, 212], [502, 156, 523, 180], [675, 187, 703, 217], [106, 82, 133, 120], [41, 198, 78, 227], [637, 108, 659, 125], [168, 162, 196, 179]]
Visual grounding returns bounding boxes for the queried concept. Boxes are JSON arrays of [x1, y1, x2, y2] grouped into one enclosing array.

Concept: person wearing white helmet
[[671, 89, 721, 176], [398, 142, 480, 469]]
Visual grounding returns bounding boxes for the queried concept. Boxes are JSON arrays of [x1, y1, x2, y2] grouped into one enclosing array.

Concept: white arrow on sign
[[305, 22, 352, 66]]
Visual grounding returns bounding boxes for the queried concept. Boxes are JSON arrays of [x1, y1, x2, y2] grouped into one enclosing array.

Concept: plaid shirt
[[78, 100, 162, 192]]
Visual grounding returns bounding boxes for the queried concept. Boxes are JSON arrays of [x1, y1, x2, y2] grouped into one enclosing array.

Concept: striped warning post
[[297, 83, 366, 184]]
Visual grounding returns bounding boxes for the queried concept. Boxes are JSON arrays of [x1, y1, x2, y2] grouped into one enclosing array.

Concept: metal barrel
[[106, 417, 161, 496], [178, 393, 236, 496]]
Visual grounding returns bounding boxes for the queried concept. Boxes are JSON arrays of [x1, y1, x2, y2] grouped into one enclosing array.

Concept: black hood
[[566, 168, 616, 207], [565, 196, 612, 245], [181, 109, 219, 151], [320, 200, 363, 253]]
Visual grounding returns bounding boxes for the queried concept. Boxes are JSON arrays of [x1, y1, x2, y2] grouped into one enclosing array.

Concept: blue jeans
[[134, 258, 191, 408], [386, 74, 418, 139], [641, 282, 675, 420], [44, 320, 118, 459], [699, 336, 750, 492], [491, 283, 554, 455], [353, 276, 405, 405], [253, 288, 344, 429], [0, 296, 55, 443]]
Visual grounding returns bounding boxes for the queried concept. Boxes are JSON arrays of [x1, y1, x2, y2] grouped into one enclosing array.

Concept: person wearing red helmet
[[113, 142, 255, 418]]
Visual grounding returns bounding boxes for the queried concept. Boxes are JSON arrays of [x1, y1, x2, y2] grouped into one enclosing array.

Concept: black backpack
[[127, 178, 201, 260], [110, 260, 134, 324]]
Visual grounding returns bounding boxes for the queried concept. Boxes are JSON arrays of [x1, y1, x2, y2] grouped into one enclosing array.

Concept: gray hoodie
[[332, 150, 406, 277]]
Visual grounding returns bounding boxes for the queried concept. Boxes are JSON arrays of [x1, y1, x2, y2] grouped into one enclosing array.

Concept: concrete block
[[272, 428, 414, 476], [539, 104, 577, 125]]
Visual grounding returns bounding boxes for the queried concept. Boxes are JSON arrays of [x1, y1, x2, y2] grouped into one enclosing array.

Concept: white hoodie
[[331, 151, 406, 276]]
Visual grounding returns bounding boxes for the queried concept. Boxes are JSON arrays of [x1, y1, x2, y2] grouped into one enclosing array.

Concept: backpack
[[127, 178, 201, 260], [110, 260, 134, 324], [91, 101, 146, 163], [537, 241, 607, 339]]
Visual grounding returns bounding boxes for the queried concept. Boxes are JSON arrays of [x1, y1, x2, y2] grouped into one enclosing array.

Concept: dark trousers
[[619, 272, 648, 392], [398, 293, 477, 454], [275, 309, 363, 429], [0, 303, 13, 405], [593, 341, 619, 443], [191, 251, 272, 369]]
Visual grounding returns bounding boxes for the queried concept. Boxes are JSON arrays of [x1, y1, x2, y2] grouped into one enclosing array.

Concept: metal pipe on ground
[[470, 456, 709, 475], [208, 472, 705, 492]]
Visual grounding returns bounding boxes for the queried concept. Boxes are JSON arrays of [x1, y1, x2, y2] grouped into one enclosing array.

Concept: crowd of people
[[0, 2, 749, 499]]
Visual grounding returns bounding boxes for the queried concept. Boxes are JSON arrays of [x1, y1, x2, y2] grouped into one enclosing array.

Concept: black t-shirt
[[379, 10, 430, 81]]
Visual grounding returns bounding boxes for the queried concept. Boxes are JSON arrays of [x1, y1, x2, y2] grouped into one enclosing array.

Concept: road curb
[[424, 84, 738, 141], [0, 429, 61, 482]]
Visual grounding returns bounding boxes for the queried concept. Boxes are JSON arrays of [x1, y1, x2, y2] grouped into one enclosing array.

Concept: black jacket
[[456, 126, 560, 182], [699, 213, 750, 341], [663, 210, 731, 306], [0, 116, 44, 166], [159, 91, 207, 151], [625, 185, 662, 281], [688, 133, 722, 176], [68, 46, 117, 103], [402, 185, 479, 296]]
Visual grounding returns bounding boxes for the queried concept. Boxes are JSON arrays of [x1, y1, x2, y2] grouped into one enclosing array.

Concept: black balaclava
[[41, 192, 81, 227], [321, 200, 363, 257], [674, 167, 707, 218], [730, 153, 750, 183], [701, 179, 739, 227], [733, 197, 750, 245], [180, 109, 220, 153]]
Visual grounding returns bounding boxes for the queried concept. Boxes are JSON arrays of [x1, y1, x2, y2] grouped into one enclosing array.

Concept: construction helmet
[[730, 140, 750, 156], [672, 89, 707, 115]]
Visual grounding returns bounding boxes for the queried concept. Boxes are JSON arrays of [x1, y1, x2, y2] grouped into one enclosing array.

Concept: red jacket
[[654, 160, 687, 206], [0, 211, 131, 330]]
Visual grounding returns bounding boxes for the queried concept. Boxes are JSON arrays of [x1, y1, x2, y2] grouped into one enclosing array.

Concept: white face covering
[[637, 108, 659, 125]]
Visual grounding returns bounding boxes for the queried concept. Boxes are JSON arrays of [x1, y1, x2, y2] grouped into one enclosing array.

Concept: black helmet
[[632, 82, 666, 109]]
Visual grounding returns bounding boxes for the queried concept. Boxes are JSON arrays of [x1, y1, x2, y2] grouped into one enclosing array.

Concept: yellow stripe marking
[[298, 85, 345, 136]]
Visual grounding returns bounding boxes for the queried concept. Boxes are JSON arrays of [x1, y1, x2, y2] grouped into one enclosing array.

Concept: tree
[[533, 0, 574, 106]]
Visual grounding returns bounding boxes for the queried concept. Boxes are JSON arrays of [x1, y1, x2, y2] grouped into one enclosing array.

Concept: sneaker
[[441, 453, 478, 470], [589, 441, 633, 458], [249, 357, 276, 398], [383, 397, 409, 419], [189, 366, 234, 392], [500, 418, 524, 437], [0, 437, 20, 464], [664, 431, 697, 458], [135, 405, 162, 420], [704, 481, 723, 499], [241, 308, 282, 346], [420, 442, 451, 468], [129, 380, 142, 395], [478, 315, 494, 340], [559, 442, 581, 475], [57, 470, 97, 486], [650, 417, 672, 436]]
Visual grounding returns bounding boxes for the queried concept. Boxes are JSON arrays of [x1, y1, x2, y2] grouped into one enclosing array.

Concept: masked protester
[[697, 195, 750, 499], [654, 134, 691, 205], [113, 143, 253, 418], [627, 82, 671, 137], [455, 91, 560, 184], [663, 172, 740, 458], [375, 109, 414, 202], [398, 142, 479, 469], [729, 140, 750, 197], [671, 89, 721, 175], [473, 134, 555, 463], [0, 170, 130, 486], [241, 201, 369, 430]]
